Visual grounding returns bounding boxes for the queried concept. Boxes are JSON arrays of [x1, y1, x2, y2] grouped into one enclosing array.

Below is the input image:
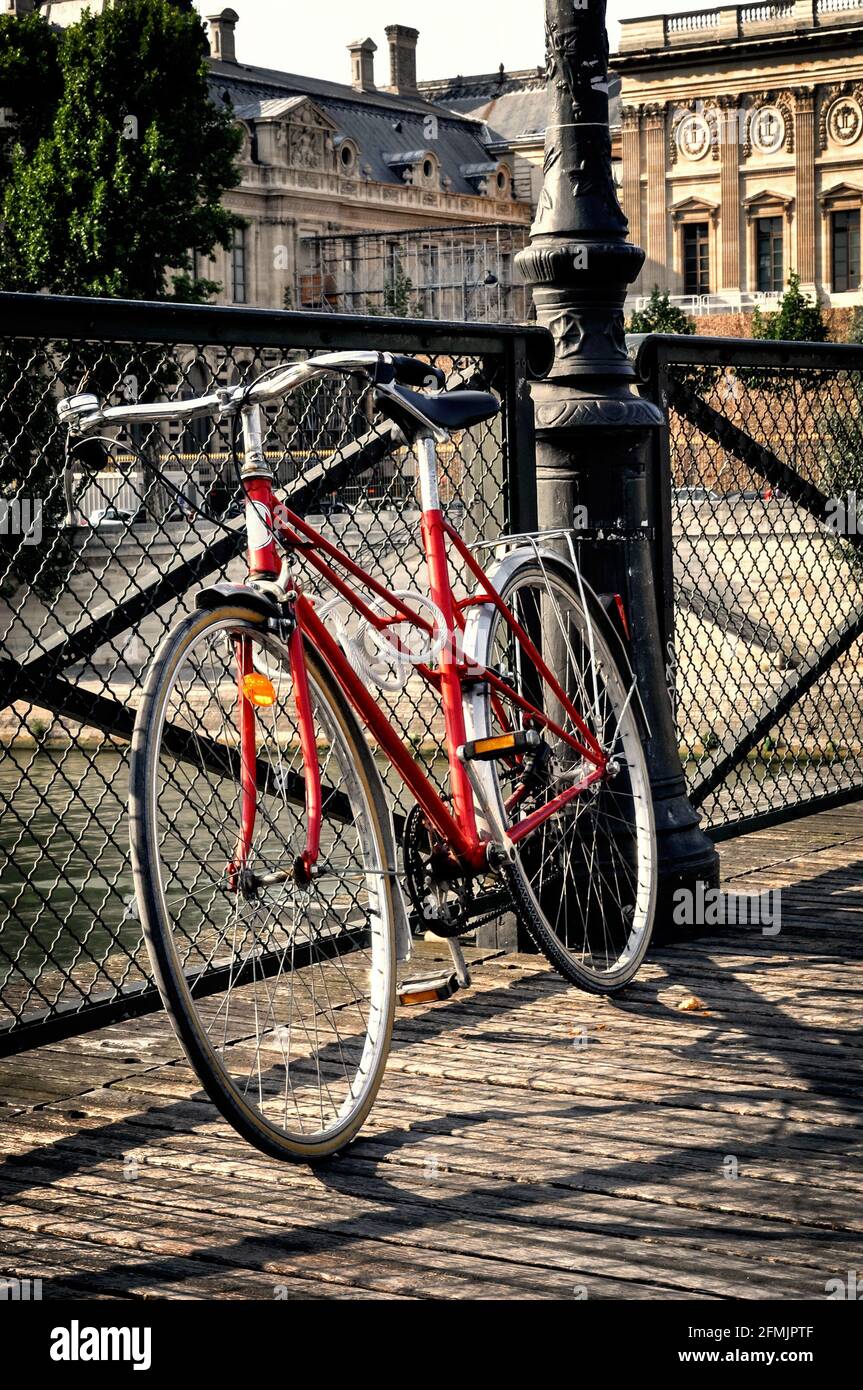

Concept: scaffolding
[[296, 223, 532, 324]]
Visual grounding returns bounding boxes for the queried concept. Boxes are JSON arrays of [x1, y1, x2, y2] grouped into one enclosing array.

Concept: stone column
[[515, 0, 719, 923], [644, 103, 668, 291], [620, 105, 642, 290], [794, 86, 817, 292], [620, 105, 642, 246], [718, 97, 741, 292]]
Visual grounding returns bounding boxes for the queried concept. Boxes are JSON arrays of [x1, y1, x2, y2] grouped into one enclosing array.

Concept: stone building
[[21, 2, 531, 313], [419, 66, 623, 213], [616, 0, 863, 313]]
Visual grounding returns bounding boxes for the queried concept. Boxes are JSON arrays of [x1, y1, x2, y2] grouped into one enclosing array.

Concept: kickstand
[[447, 938, 471, 988]]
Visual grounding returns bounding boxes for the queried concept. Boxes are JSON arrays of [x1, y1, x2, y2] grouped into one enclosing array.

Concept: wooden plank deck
[[1, 803, 862, 1300]]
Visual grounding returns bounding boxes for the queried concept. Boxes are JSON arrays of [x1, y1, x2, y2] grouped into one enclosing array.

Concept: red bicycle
[[59, 352, 656, 1161]]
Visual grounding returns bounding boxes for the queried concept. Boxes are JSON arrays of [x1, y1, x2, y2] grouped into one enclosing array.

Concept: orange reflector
[[472, 733, 517, 755], [242, 672, 276, 707], [399, 988, 441, 1006]]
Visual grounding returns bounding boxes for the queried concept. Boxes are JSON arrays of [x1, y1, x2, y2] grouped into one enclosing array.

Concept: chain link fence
[[639, 334, 863, 840], [9, 309, 856, 1052], [0, 294, 549, 1053]]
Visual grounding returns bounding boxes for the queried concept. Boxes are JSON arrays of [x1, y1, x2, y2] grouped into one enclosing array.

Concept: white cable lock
[[316, 590, 447, 694]]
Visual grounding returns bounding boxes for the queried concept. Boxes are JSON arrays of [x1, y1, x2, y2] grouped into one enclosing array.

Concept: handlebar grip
[[388, 355, 446, 391]]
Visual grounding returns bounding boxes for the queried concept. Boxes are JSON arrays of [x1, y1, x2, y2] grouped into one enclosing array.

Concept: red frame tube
[[288, 623, 322, 875], [231, 636, 257, 875]]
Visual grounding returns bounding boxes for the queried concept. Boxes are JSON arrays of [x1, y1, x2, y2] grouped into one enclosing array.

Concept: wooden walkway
[[1, 804, 862, 1300]]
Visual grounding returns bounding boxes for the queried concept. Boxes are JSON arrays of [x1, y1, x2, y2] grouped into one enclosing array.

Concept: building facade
[[616, 0, 863, 313], [24, 3, 531, 313]]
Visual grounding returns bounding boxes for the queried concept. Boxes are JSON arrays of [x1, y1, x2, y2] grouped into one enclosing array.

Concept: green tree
[[0, 11, 61, 183], [845, 306, 863, 344], [0, 0, 242, 300], [751, 271, 828, 343], [366, 267, 425, 318], [0, 2, 243, 596], [626, 286, 695, 336]]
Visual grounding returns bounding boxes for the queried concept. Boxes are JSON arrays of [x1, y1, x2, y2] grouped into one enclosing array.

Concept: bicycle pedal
[[398, 970, 461, 1006]]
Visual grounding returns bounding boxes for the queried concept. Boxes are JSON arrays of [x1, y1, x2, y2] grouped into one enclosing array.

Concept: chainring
[[402, 803, 471, 938]]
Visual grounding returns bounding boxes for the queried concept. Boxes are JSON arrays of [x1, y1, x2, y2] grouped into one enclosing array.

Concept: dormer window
[[382, 149, 440, 190], [461, 160, 513, 199], [415, 152, 440, 188], [334, 136, 360, 176]]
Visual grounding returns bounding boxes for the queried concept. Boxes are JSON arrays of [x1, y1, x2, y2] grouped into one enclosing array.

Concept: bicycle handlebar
[[57, 350, 445, 435]]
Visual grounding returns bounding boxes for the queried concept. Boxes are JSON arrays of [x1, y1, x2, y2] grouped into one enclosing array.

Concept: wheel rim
[[470, 566, 655, 984], [142, 618, 393, 1147]]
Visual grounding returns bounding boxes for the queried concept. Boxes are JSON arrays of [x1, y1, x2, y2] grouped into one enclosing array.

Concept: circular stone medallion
[[676, 113, 712, 161]]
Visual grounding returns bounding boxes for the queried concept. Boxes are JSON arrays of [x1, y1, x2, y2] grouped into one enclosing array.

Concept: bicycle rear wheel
[[130, 605, 397, 1161], [464, 556, 656, 994]]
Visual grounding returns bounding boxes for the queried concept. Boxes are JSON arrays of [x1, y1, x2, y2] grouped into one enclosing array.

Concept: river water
[[2, 747, 142, 982]]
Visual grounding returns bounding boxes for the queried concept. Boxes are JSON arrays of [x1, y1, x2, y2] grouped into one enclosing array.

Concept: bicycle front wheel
[[464, 556, 657, 994], [130, 606, 397, 1161]]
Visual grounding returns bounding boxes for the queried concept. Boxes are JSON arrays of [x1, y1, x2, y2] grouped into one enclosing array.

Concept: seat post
[[415, 431, 441, 514], [417, 430, 477, 839]]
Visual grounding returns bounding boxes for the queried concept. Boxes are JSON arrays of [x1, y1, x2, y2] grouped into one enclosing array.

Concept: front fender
[[194, 582, 282, 622]]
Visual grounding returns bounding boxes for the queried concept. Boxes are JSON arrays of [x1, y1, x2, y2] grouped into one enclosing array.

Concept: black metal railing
[[638, 333, 863, 841], [0, 292, 551, 1054], [7, 304, 860, 1052]]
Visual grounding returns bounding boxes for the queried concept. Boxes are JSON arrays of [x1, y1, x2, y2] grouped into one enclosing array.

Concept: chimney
[[207, 8, 239, 64], [385, 25, 419, 97], [348, 37, 377, 93]]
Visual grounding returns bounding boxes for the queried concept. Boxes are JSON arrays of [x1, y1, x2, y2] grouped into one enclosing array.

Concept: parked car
[[88, 505, 146, 527], [673, 486, 720, 505], [724, 487, 781, 503]]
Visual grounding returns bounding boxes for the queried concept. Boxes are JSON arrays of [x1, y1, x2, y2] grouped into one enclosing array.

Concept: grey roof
[[210, 57, 439, 114], [423, 71, 621, 144], [445, 89, 550, 144], [381, 150, 429, 166], [209, 58, 514, 196]]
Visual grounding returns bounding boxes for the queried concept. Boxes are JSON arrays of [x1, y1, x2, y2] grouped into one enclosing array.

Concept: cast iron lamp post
[[515, 0, 719, 917]]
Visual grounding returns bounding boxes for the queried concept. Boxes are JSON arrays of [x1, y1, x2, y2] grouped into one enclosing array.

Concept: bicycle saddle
[[380, 383, 501, 437]]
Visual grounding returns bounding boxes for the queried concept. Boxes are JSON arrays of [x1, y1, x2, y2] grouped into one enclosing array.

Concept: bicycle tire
[[130, 605, 398, 1161]]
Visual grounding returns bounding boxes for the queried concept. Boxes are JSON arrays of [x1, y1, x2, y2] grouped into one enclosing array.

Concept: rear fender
[[461, 546, 649, 741]]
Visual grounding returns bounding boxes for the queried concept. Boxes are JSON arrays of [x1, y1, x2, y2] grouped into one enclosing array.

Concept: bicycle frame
[[233, 403, 608, 881]]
